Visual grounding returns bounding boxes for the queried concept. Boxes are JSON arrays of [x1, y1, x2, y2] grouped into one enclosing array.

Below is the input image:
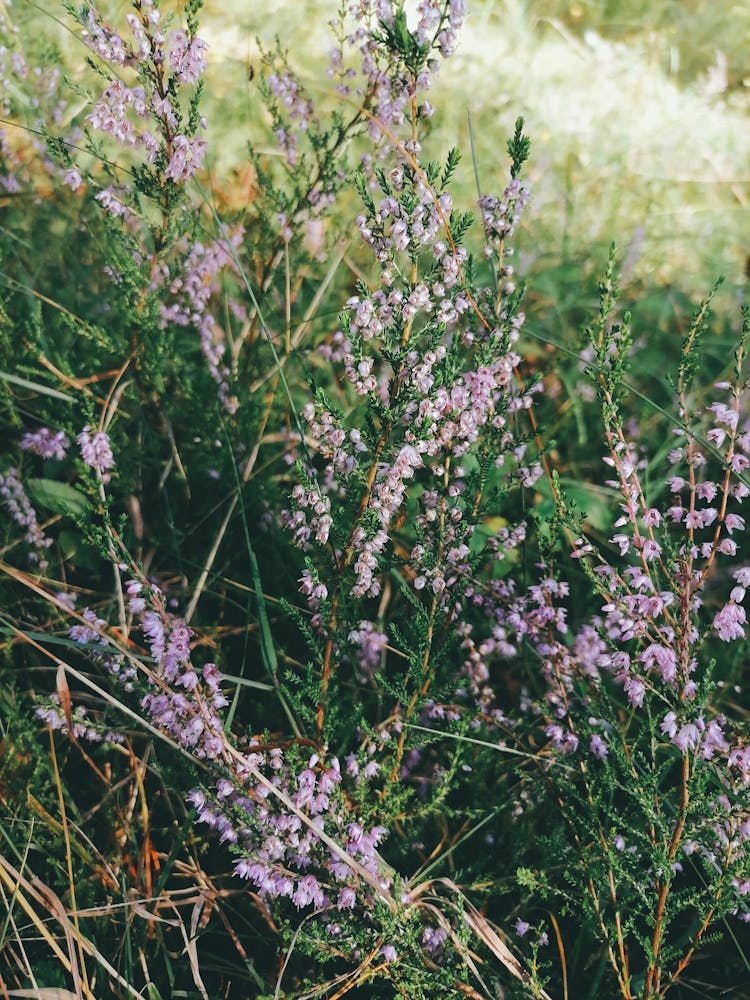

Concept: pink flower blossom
[[77, 426, 114, 482], [21, 427, 69, 460], [713, 601, 746, 641]]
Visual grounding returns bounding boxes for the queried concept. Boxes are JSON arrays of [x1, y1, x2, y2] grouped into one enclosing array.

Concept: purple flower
[[168, 30, 208, 84], [623, 674, 646, 708], [590, 733, 609, 758], [348, 620, 388, 672], [643, 507, 661, 527], [0, 467, 53, 571], [21, 427, 70, 461], [292, 874, 325, 909], [77, 426, 115, 482], [673, 722, 702, 754], [64, 167, 83, 191], [660, 712, 678, 740], [713, 601, 746, 642], [95, 187, 129, 219], [337, 887, 356, 909]]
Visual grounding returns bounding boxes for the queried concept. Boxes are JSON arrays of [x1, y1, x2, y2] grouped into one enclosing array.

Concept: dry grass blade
[[177, 893, 209, 1000], [0, 827, 39, 995], [275, 909, 324, 999], [6, 986, 81, 1000], [47, 730, 89, 999], [548, 910, 568, 1000], [0, 855, 90, 999], [7, 991, 85, 999], [0, 854, 142, 998], [461, 902, 546, 995], [55, 663, 73, 735]]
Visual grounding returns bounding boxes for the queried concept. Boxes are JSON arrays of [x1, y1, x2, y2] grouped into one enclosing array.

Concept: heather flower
[[63, 167, 82, 191], [36, 696, 124, 744], [422, 925, 448, 955], [95, 186, 129, 219], [714, 600, 746, 642], [168, 30, 208, 85], [672, 720, 702, 754], [158, 228, 244, 412], [164, 134, 207, 182], [77, 425, 115, 482], [21, 427, 69, 460], [125, 579, 146, 614], [590, 733, 609, 758], [69, 607, 135, 689], [80, 8, 129, 65], [348, 620, 388, 673], [0, 466, 53, 571]]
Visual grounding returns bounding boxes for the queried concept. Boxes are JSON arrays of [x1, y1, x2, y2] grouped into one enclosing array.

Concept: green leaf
[[28, 478, 88, 517]]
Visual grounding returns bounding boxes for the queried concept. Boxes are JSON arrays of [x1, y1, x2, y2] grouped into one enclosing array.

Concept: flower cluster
[[0, 467, 52, 571], [77, 425, 115, 482], [267, 69, 315, 167], [348, 619, 389, 674], [21, 427, 69, 461], [283, 473, 334, 549], [479, 178, 530, 254], [487, 292, 750, 974], [36, 696, 125, 744], [193, 750, 390, 913], [343, 0, 466, 144], [156, 227, 245, 413], [69, 607, 136, 690], [118, 580, 227, 760], [291, 181, 533, 608], [64, 571, 395, 919], [0, 13, 68, 195], [168, 30, 208, 85], [277, 10, 541, 846], [575, 370, 750, 735], [71, 0, 209, 213]]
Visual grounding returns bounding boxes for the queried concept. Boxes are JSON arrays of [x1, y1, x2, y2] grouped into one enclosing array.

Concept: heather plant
[[491, 261, 750, 997], [3, 2, 750, 999]]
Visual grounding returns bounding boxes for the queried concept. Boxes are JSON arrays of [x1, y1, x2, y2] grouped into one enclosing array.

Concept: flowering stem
[[381, 458, 451, 795], [315, 424, 389, 741], [644, 751, 690, 998], [664, 838, 733, 994]]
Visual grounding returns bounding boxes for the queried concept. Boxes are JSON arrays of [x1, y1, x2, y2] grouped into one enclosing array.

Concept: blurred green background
[[191, 0, 750, 295], [40, 0, 750, 307]]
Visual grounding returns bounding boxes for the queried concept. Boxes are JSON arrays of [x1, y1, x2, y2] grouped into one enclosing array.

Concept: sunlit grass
[[194, 0, 750, 301]]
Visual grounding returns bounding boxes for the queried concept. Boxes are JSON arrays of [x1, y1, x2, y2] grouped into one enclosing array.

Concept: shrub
[[1, 2, 750, 998]]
